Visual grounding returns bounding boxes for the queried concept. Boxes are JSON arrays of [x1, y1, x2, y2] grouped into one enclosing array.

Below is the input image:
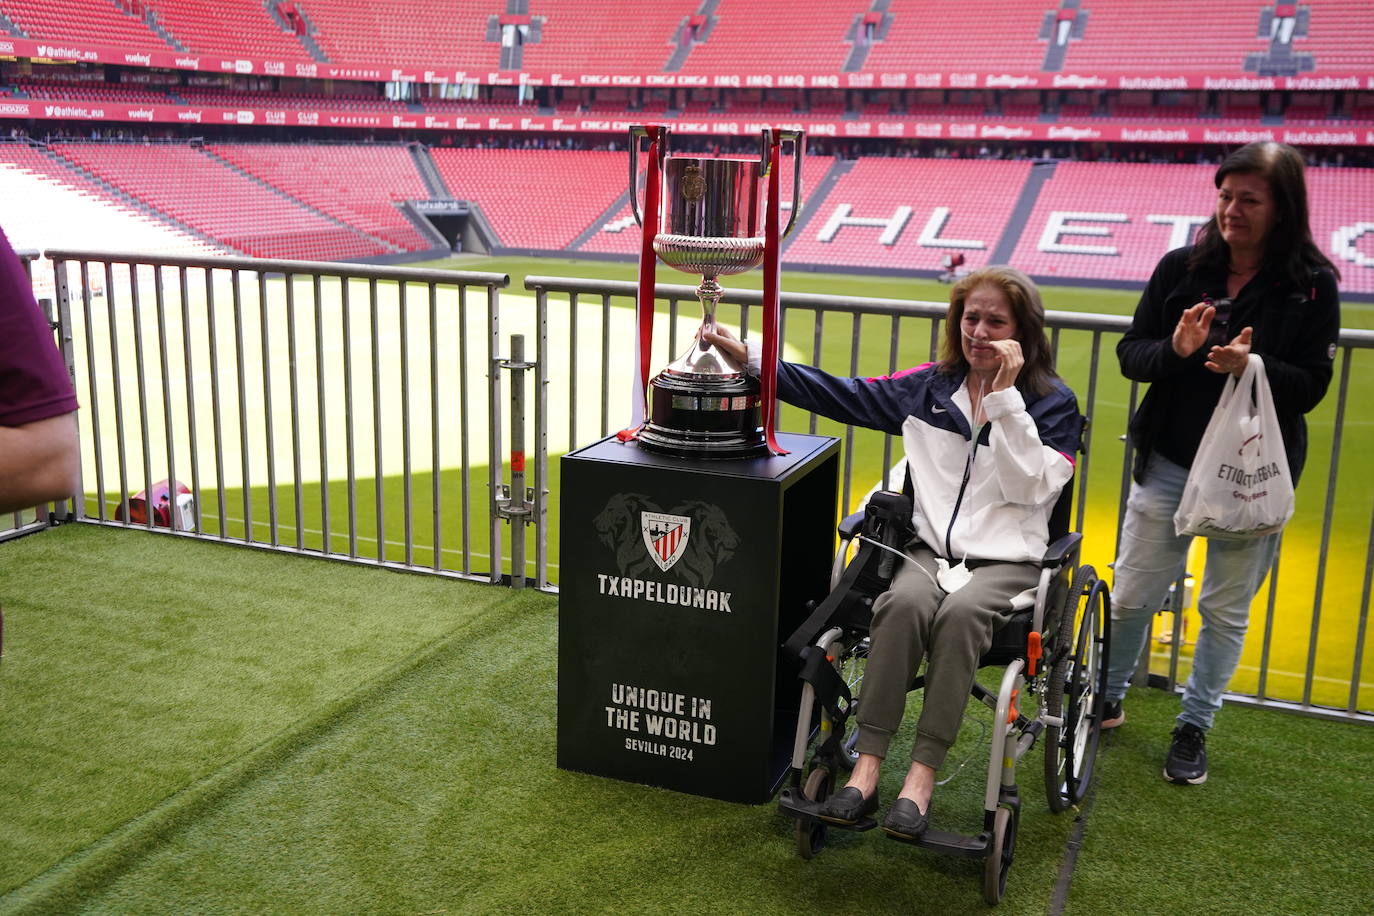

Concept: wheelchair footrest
[[885, 825, 993, 859], [777, 787, 877, 832]]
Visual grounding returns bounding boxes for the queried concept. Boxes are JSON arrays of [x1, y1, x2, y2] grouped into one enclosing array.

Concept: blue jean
[[1106, 454, 1280, 731]]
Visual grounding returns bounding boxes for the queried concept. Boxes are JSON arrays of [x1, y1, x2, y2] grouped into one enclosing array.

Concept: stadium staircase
[[1, 0, 172, 47], [1038, 0, 1087, 71], [408, 144, 451, 199], [565, 188, 633, 253], [664, 0, 719, 72], [1245, 4, 1314, 77], [142, 7, 187, 52], [201, 146, 406, 254], [0, 10, 22, 36], [779, 156, 853, 257], [841, 1, 892, 72], [263, 0, 329, 61], [28, 141, 234, 255], [486, 0, 542, 71], [988, 159, 1055, 265]]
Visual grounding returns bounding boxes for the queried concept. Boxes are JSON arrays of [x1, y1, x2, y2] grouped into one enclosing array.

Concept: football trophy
[[621, 125, 803, 458]]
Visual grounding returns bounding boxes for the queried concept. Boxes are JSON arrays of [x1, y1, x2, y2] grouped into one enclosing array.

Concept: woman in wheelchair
[[708, 266, 1080, 839]]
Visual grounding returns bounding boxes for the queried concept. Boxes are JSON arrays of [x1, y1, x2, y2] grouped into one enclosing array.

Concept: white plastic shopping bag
[[1174, 354, 1295, 539]]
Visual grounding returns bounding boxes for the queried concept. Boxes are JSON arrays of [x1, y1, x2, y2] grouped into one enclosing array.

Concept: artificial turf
[[3, 524, 1372, 914]]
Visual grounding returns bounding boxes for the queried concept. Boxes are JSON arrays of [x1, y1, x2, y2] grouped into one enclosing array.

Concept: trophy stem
[[695, 274, 722, 354]]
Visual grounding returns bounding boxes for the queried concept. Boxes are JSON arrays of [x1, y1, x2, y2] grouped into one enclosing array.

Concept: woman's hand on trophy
[[702, 324, 748, 365]]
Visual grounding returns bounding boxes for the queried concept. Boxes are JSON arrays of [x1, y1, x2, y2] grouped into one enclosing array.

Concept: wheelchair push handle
[[862, 490, 914, 579]]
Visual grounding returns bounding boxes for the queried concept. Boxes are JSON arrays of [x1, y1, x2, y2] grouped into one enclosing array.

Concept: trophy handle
[[628, 125, 668, 228], [760, 128, 805, 238], [779, 129, 804, 238]]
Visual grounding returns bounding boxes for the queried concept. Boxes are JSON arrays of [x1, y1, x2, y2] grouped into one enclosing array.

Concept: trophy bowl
[[629, 130, 802, 459], [652, 234, 767, 277]]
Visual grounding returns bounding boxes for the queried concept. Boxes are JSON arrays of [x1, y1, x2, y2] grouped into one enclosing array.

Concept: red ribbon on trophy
[[760, 134, 788, 456], [617, 125, 664, 443]]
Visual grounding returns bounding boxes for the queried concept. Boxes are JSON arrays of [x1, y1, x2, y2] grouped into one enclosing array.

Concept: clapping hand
[[1172, 301, 1216, 358], [1205, 327, 1253, 378]]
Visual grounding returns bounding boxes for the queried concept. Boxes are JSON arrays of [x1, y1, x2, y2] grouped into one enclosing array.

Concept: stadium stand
[[0, 143, 223, 295], [1056, 1, 1265, 74], [576, 147, 822, 259], [177, 88, 407, 111], [1007, 161, 1215, 283], [209, 143, 436, 251], [863, 0, 1049, 75], [1, 0, 166, 47], [677, 0, 866, 76], [1306, 167, 1374, 290], [430, 148, 627, 250], [3, 139, 1372, 293], [294, 0, 495, 70], [48, 142, 392, 261], [1289, 1, 1374, 71], [519, 0, 692, 74], [782, 158, 1034, 274], [14, 82, 174, 105], [142, 0, 309, 59], [2, 1, 1372, 295]]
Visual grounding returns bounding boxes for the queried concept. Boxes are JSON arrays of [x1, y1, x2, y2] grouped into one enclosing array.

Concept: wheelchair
[[776, 469, 1112, 905]]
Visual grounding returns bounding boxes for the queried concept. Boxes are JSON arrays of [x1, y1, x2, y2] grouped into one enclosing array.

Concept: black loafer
[[881, 798, 930, 839], [817, 786, 878, 825]]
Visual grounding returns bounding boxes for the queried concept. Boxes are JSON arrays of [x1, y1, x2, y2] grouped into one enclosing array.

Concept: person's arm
[[773, 361, 912, 435], [1259, 269, 1340, 417], [1116, 248, 1202, 383], [0, 411, 79, 514], [982, 383, 1077, 507], [704, 324, 911, 434]]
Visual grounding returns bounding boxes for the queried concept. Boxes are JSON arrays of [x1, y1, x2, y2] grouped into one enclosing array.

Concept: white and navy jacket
[[763, 355, 1080, 565]]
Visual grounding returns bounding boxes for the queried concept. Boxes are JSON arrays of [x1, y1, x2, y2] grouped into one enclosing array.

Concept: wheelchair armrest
[[1040, 531, 1082, 569], [837, 511, 864, 541]]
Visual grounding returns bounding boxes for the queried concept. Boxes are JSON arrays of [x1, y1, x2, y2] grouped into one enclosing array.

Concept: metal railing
[[47, 249, 523, 585], [525, 274, 1374, 725], [31, 252, 1374, 723]]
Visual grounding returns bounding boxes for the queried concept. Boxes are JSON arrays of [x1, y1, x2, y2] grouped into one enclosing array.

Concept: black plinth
[[557, 432, 839, 804]]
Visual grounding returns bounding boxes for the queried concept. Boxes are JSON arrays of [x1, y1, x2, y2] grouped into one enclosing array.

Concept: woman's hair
[[937, 265, 1058, 398], [1189, 141, 1339, 287]]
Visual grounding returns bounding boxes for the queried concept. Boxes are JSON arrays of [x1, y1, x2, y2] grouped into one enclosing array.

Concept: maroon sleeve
[[0, 227, 79, 426]]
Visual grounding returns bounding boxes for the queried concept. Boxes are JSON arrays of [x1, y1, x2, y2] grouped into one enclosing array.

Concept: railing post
[[50, 262, 81, 522], [495, 334, 536, 589]]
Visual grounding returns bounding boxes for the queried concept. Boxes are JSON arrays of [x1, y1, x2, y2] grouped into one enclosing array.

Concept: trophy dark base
[[638, 371, 767, 460]]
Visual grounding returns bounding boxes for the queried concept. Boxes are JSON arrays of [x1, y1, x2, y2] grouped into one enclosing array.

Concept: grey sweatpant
[[854, 544, 1040, 770]]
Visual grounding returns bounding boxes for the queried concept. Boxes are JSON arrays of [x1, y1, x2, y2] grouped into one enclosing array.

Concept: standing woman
[[1104, 142, 1341, 784]]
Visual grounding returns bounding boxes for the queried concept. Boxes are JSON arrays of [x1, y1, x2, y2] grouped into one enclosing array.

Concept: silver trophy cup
[[629, 126, 803, 458]]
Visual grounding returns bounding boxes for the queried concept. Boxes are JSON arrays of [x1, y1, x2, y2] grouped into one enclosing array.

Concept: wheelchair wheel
[[1044, 565, 1110, 813], [982, 805, 1018, 905], [795, 766, 833, 859]]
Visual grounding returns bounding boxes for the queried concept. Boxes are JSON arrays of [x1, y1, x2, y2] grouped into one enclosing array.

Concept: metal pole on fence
[[495, 334, 536, 589]]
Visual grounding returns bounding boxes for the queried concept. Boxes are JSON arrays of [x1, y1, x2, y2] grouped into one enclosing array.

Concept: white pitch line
[[1148, 647, 1374, 691], [200, 511, 564, 571]]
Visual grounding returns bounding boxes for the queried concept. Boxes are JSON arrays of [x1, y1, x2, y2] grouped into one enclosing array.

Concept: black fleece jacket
[[1118, 246, 1340, 484]]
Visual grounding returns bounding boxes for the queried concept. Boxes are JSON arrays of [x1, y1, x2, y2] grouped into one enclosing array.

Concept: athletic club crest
[[593, 493, 738, 586], [641, 512, 691, 572]]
